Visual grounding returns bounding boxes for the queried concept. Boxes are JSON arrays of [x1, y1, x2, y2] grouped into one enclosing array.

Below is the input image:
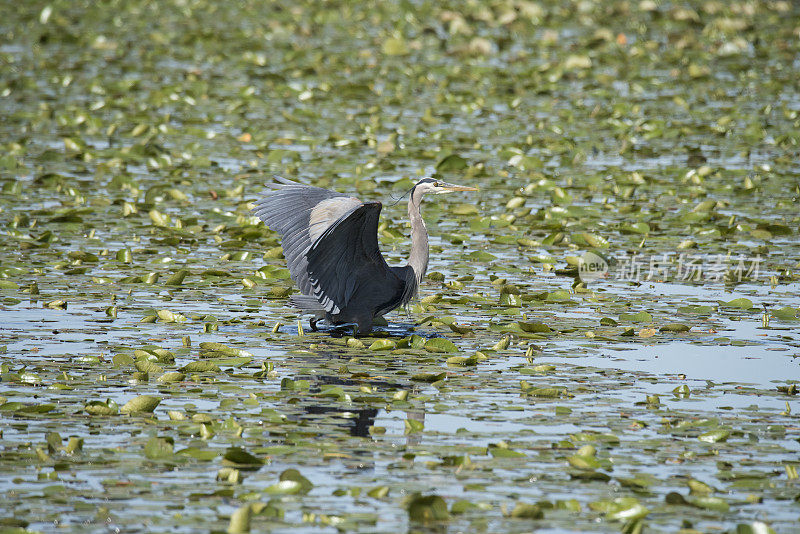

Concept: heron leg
[[355, 316, 374, 336], [309, 317, 318, 332]]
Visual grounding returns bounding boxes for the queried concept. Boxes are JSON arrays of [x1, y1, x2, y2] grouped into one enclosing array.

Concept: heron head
[[413, 177, 478, 196]]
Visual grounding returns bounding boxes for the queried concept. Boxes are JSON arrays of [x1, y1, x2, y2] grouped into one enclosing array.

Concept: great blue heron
[[252, 177, 477, 334]]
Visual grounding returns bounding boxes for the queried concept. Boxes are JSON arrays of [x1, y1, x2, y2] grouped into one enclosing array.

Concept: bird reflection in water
[[291, 351, 427, 445]]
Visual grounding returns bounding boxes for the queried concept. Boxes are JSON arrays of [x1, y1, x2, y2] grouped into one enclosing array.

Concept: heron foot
[[326, 322, 361, 338]]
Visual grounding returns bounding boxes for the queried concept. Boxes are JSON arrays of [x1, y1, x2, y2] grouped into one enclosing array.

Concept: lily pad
[[436, 154, 468, 172], [720, 298, 753, 310], [407, 494, 450, 522], [368, 339, 396, 351], [144, 437, 174, 460], [771, 306, 799, 321], [660, 323, 690, 332], [510, 503, 543, 519], [120, 395, 161, 414], [84, 399, 119, 416], [698, 429, 731, 443], [424, 338, 458, 353], [619, 311, 653, 323], [222, 447, 264, 469]]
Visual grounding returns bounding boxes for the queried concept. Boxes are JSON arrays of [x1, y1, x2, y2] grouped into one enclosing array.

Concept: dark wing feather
[[306, 202, 404, 314], [251, 179, 360, 296]]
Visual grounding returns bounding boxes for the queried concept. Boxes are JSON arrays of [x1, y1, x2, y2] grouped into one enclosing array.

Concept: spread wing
[[305, 201, 403, 314], [252, 178, 403, 315], [251, 178, 360, 296]]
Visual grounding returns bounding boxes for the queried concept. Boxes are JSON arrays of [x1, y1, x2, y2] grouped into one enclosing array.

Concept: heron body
[[252, 177, 476, 333]]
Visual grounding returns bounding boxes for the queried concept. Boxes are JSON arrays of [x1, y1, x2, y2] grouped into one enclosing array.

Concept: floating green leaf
[[735, 522, 777, 534], [411, 371, 446, 383], [686, 495, 729, 512], [368, 339, 396, 351], [176, 447, 219, 461], [181, 361, 221, 373], [424, 338, 458, 353], [135, 360, 163, 374], [278, 469, 313, 494], [407, 494, 450, 522], [698, 429, 730, 443], [771, 306, 799, 321], [227, 504, 251, 534], [382, 36, 409, 56], [446, 354, 478, 366], [164, 269, 189, 286], [263, 480, 303, 495], [144, 437, 174, 460], [604, 498, 649, 521], [660, 323, 690, 332], [199, 342, 252, 358], [720, 298, 753, 310], [545, 289, 572, 302], [120, 395, 161, 414], [619, 311, 653, 323], [510, 503, 543, 519], [518, 321, 552, 333], [84, 399, 119, 416], [156, 372, 185, 383], [436, 154, 468, 172]]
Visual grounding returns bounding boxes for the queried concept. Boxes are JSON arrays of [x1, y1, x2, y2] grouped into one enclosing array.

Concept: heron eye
[[433, 181, 440, 187]]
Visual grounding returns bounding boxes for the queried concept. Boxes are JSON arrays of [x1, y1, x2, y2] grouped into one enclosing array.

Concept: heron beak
[[437, 181, 478, 193]]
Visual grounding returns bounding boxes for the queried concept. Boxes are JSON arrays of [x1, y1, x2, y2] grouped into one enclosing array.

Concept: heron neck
[[407, 193, 429, 285]]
